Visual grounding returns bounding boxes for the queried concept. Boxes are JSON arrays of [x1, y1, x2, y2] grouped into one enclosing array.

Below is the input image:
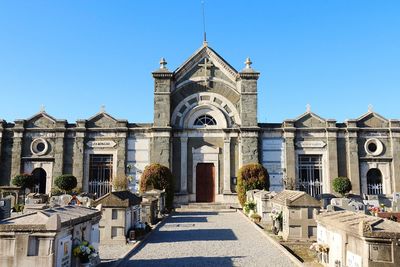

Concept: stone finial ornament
[[368, 104, 374, 112], [40, 104, 46, 113], [306, 104, 311, 113], [100, 105, 106, 113], [245, 57, 252, 69], [160, 57, 167, 69]]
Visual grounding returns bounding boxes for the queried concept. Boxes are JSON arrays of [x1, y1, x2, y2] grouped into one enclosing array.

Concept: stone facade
[[1, 43, 400, 205]]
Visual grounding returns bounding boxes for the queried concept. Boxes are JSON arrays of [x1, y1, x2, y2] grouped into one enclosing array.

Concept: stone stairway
[[175, 202, 238, 212]]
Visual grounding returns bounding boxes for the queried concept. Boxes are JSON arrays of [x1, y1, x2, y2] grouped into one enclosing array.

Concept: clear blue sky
[[0, 1, 399, 123]]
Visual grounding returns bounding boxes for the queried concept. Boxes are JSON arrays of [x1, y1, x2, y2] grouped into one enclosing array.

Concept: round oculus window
[[364, 138, 383, 156], [30, 138, 49, 156]]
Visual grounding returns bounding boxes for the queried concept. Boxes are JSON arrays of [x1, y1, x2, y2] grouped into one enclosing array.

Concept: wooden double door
[[196, 163, 215, 202]]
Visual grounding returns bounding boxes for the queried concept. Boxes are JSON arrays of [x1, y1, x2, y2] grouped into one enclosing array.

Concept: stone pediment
[[25, 112, 60, 129], [87, 112, 122, 128], [294, 112, 326, 128], [357, 111, 389, 128], [174, 45, 238, 88], [192, 145, 219, 154]]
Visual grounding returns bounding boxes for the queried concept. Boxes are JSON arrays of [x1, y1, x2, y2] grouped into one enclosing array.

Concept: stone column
[[223, 135, 231, 193], [346, 120, 361, 194], [73, 121, 86, 190], [180, 137, 188, 193], [390, 120, 400, 192], [326, 120, 338, 193], [53, 132, 65, 180], [283, 120, 296, 189], [11, 120, 24, 179]]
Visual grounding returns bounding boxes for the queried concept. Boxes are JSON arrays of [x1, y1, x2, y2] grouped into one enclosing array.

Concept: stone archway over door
[[196, 163, 215, 202], [32, 168, 47, 193]]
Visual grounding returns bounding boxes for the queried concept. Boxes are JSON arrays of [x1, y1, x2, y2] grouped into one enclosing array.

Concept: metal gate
[[298, 155, 323, 197], [88, 154, 113, 198]]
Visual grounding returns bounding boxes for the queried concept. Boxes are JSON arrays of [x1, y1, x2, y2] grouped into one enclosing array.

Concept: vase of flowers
[[73, 240, 97, 267]]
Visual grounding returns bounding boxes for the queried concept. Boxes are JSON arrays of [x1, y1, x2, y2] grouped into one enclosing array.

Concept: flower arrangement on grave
[[73, 240, 97, 264], [243, 201, 256, 214], [269, 208, 282, 222], [310, 242, 330, 253], [368, 206, 381, 216]]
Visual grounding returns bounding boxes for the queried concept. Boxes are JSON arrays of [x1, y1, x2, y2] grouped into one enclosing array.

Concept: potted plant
[[73, 240, 97, 266]]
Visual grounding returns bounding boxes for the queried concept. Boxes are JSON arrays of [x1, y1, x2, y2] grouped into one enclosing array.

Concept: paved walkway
[[119, 211, 296, 267]]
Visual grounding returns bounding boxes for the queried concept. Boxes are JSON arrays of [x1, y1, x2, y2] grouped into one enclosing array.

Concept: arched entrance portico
[[31, 168, 47, 194]]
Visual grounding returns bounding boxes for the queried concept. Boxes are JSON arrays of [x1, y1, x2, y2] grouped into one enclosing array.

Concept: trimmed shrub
[[54, 174, 77, 193], [236, 163, 269, 207], [140, 163, 174, 209], [332, 176, 352, 197], [12, 173, 35, 190]]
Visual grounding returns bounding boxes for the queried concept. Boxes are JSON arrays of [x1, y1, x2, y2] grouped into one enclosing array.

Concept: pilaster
[[73, 120, 86, 190], [326, 120, 338, 193], [152, 58, 173, 128], [150, 130, 171, 168], [239, 58, 259, 128], [240, 131, 259, 165], [283, 120, 296, 187], [390, 120, 400, 192], [345, 120, 361, 194], [223, 135, 231, 193], [53, 132, 65, 180], [11, 120, 24, 179], [180, 136, 188, 193], [116, 133, 127, 179], [0, 120, 3, 169]]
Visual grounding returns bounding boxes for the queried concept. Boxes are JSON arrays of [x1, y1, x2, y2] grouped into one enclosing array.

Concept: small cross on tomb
[[198, 57, 214, 86]]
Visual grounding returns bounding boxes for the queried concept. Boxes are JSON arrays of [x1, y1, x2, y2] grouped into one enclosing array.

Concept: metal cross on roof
[[198, 57, 214, 87]]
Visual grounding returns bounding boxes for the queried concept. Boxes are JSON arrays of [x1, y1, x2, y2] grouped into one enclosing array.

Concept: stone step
[[176, 202, 238, 212]]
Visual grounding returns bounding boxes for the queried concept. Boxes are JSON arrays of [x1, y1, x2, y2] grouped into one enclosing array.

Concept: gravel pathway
[[119, 211, 296, 267]]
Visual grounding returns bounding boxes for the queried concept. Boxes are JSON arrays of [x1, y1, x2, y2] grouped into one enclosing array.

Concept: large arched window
[[194, 115, 217, 127], [367, 168, 383, 195]]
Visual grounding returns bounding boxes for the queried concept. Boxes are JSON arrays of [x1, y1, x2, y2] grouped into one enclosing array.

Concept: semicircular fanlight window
[[194, 115, 217, 127]]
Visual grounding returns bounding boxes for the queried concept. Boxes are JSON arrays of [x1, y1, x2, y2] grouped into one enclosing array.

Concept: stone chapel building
[[1, 43, 399, 204]]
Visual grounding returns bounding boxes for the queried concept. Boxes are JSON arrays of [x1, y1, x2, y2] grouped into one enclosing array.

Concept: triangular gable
[[294, 112, 326, 128], [174, 45, 238, 86], [86, 112, 121, 128], [289, 193, 321, 207], [356, 111, 389, 128], [25, 112, 59, 129]]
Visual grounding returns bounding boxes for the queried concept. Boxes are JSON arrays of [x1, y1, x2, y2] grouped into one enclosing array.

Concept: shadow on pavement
[[122, 255, 242, 267], [146, 228, 237, 243], [174, 211, 219, 216], [165, 216, 208, 223]]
